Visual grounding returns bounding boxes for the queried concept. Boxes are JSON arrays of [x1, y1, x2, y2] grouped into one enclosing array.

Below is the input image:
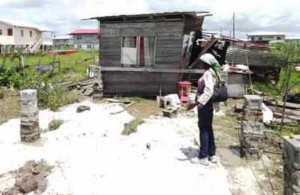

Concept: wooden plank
[[264, 100, 300, 110], [100, 66, 204, 73], [102, 71, 180, 96]]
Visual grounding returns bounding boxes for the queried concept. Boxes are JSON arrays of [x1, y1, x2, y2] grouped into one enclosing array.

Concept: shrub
[[21, 70, 78, 111], [48, 120, 64, 131], [122, 118, 144, 135]]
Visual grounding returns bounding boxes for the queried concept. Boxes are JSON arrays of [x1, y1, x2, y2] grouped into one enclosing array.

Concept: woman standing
[[189, 53, 221, 166]]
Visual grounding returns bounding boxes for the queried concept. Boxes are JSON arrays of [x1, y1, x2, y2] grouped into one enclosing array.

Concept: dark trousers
[[197, 101, 216, 159]]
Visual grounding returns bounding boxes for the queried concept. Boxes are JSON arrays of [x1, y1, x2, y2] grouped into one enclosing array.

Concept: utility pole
[[231, 12, 236, 66]]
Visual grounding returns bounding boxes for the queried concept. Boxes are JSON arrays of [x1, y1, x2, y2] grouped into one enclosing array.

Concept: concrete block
[[244, 95, 262, 110], [20, 89, 38, 112], [21, 132, 40, 142], [283, 136, 300, 170], [20, 111, 39, 123], [285, 168, 300, 192]]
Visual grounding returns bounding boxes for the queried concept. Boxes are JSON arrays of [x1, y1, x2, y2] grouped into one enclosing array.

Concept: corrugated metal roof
[[247, 32, 286, 37], [89, 11, 211, 22], [0, 19, 51, 32], [69, 29, 100, 35]]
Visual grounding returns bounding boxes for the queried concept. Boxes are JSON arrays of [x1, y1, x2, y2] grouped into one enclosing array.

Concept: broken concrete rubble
[[2, 160, 52, 195]]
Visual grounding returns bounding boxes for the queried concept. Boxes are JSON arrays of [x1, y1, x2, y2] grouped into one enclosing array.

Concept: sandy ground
[[0, 100, 272, 195]]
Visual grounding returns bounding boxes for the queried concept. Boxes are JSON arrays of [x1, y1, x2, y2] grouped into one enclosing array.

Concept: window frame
[[121, 36, 156, 67]]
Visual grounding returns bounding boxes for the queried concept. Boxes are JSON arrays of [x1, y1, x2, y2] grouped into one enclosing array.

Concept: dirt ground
[[0, 89, 20, 124]]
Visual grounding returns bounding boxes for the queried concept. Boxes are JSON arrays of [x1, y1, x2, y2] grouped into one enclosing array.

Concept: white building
[[247, 32, 285, 43], [0, 19, 54, 53]]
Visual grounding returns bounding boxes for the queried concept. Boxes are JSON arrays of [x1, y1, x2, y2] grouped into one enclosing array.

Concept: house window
[[0, 29, 2, 35], [78, 45, 81, 49], [77, 35, 82, 40], [30, 31, 33, 37], [87, 44, 92, 49], [121, 36, 156, 67], [7, 28, 13, 36], [258, 37, 262, 41], [277, 36, 282, 40], [21, 30, 24, 37]]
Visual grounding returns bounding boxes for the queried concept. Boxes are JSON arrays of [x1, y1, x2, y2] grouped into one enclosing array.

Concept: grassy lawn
[[0, 50, 99, 80], [0, 50, 99, 113]]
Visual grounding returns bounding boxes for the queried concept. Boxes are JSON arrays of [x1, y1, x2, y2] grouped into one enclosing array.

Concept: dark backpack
[[211, 68, 228, 102]]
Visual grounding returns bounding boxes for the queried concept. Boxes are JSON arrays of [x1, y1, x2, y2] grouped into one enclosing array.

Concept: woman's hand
[[186, 102, 198, 111]]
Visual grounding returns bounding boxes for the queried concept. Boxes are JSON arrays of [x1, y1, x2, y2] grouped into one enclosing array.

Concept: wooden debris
[[64, 78, 103, 97]]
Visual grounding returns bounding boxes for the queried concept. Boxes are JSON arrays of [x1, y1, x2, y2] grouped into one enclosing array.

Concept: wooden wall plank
[[102, 71, 180, 96]]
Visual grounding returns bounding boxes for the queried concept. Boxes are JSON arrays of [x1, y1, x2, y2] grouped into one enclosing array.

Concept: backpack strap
[[211, 66, 222, 82]]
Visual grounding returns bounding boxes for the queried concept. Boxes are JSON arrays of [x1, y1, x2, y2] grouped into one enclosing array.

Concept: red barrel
[[178, 81, 191, 102]]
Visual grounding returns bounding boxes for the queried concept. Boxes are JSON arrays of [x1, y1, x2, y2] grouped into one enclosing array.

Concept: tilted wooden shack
[[91, 12, 229, 96]]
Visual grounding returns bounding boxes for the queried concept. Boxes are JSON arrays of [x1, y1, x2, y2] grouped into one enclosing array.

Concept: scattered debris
[[146, 143, 151, 150], [2, 160, 53, 195], [162, 107, 178, 118], [76, 105, 91, 113]]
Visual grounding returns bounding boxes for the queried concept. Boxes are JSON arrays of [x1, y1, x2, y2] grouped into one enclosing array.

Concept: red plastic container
[[178, 81, 191, 103]]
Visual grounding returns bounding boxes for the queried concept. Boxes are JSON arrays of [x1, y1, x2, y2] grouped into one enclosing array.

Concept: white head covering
[[199, 53, 218, 66]]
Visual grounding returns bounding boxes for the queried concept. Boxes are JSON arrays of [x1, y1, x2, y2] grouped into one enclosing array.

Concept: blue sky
[[1, 0, 299, 38]]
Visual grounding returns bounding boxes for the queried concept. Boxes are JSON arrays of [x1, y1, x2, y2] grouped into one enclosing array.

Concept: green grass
[[0, 50, 99, 78], [48, 119, 64, 131]]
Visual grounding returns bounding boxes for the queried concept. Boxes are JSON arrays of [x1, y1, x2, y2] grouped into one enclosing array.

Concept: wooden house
[[91, 12, 229, 96], [0, 19, 54, 54]]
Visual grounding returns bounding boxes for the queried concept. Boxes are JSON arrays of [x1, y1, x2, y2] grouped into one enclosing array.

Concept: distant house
[[0, 19, 54, 54], [69, 29, 99, 50], [247, 32, 285, 44], [285, 37, 300, 42], [53, 35, 73, 48]]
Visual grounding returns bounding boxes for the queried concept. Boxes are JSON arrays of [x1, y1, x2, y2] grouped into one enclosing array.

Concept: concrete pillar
[[20, 89, 40, 142], [283, 136, 300, 195]]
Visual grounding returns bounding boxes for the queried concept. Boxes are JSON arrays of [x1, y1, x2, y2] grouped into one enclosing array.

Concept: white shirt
[[197, 68, 217, 106]]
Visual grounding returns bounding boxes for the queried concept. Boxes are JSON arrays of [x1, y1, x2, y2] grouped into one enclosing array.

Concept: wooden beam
[[188, 38, 218, 68], [101, 67, 204, 74]]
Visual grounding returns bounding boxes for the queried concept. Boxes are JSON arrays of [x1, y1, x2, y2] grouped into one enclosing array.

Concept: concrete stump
[[284, 135, 300, 195], [20, 89, 40, 142], [240, 121, 264, 159]]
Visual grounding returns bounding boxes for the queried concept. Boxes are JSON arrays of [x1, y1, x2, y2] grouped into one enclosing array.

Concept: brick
[[21, 132, 40, 142], [20, 89, 38, 112]]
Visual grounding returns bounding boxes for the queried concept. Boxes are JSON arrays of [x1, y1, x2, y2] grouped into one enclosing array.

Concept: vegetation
[[254, 42, 300, 97], [48, 120, 64, 131], [0, 50, 98, 111], [122, 118, 144, 135]]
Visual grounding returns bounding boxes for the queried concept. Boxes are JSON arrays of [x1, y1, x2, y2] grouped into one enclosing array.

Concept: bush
[[122, 118, 144, 135], [48, 120, 64, 131], [0, 68, 24, 88], [21, 70, 78, 111]]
